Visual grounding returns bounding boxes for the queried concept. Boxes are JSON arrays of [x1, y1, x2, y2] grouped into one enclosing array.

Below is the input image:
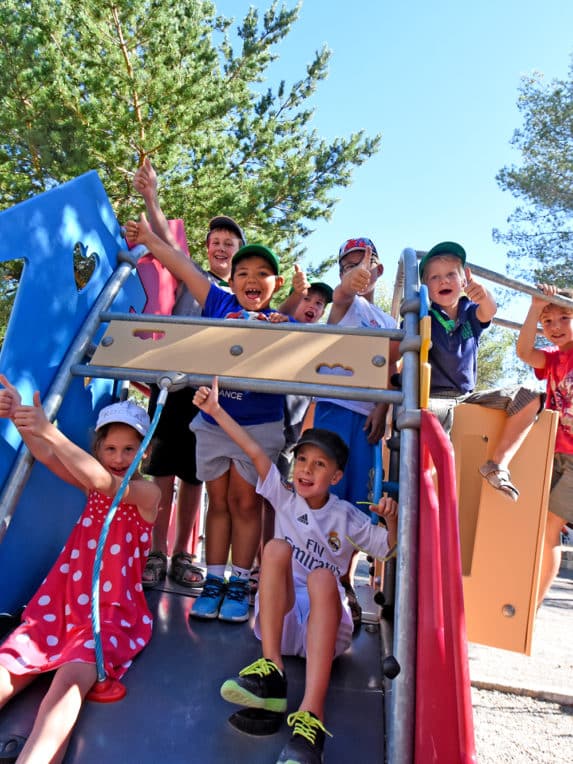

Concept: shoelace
[[239, 657, 279, 678], [287, 711, 332, 744], [224, 580, 248, 602], [202, 578, 225, 599]]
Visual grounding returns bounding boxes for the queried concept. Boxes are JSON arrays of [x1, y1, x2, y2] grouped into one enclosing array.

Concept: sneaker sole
[[189, 604, 222, 620], [218, 610, 250, 623], [220, 680, 287, 712]]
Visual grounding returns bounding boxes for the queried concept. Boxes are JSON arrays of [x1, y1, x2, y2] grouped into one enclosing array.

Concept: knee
[[307, 567, 339, 597], [262, 539, 292, 567]]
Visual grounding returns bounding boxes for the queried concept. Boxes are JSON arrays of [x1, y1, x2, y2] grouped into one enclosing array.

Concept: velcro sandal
[[168, 552, 206, 590], [479, 461, 520, 502], [142, 551, 167, 590]]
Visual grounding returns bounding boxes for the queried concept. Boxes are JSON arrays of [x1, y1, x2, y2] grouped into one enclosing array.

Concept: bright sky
[[217, 0, 572, 318]]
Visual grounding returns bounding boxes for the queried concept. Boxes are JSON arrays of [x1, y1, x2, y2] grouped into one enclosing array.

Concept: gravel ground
[[472, 688, 573, 763]]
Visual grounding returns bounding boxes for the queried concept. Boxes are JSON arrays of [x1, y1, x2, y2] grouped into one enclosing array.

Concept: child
[[516, 283, 573, 608], [421, 241, 542, 501], [313, 237, 398, 627], [192, 377, 397, 764], [124, 214, 288, 623], [0, 375, 159, 764], [133, 158, 245, 591]]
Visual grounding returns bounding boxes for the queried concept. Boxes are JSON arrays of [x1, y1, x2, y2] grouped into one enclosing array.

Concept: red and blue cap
[[338, 237, 379, 264]]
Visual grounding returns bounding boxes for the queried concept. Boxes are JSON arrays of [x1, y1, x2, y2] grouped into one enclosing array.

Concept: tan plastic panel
[[451, 404, 558, 654], [91, 320, 390, 389]]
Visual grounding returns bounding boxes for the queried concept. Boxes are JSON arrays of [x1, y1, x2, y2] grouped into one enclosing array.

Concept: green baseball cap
[[419, 241, 466, 279], [309, 282, 333, 304], [231, 244, 280, 275]]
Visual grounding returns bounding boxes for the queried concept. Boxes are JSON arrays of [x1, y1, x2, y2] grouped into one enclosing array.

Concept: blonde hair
[[540, 287, 573, 319]]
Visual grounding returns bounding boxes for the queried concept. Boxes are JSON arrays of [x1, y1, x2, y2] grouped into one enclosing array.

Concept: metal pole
[[387, 248, 420, 764]]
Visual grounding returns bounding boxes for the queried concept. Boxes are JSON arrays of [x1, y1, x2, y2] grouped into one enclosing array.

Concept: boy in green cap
[[421, 241, 542, 501]]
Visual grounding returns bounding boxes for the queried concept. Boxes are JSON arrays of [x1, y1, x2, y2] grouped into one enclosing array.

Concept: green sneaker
[[277, 711, 332, 764], [220, 657, 287, 712]]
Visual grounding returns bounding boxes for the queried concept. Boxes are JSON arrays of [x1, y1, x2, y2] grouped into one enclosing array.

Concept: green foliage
[[0, 0, 379, 259], [0, 1, 380, 342], [494, 61, 573, 285], [476, 325, 515, 390]]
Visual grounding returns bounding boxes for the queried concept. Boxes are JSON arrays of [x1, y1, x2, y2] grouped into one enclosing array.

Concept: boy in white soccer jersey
[[193, 377, 397, 764]]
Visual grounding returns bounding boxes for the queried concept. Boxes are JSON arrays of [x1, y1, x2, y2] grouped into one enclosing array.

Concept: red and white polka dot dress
[[0, 490, 153, 680]]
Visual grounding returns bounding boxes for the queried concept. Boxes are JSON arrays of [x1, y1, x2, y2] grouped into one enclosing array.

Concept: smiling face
[[95, 423, 144, 479], [229, 255, 283, 311], [206, 227, 242, 281], [540, 304, 573, 350], [292, 443, 343, 509], [423, 255, 465, 313], [294, 288, 328, 324]]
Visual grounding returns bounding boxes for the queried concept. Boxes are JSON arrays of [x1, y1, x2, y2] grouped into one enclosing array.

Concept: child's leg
[[149, 474, 175, 554], [204, 472, 232, 566], [171, 479, 203, 557], [17, 662, 97, 764], [537, 510, 565, 609], [0, 666, 36, 709], [258, 539, 296, 669], [228, 465, 262, 571], [490, 396, 540, 468], [298, 568, 341, 720]]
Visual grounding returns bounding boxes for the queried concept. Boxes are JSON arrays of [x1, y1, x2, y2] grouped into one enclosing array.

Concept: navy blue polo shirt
[[429, 297, 490, 394]]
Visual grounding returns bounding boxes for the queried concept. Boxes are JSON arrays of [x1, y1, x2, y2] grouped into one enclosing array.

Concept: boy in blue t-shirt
[[125, 214, 289, 622], [421, 240, 542, 501]]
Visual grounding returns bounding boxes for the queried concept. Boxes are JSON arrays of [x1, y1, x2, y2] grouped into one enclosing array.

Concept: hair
[[540, 287, 573, 318], [420, 254, 464, 285], [206, 226, 242, 245]]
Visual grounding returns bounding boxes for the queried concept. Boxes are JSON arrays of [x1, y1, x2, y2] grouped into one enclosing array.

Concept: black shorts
[[145, 386, 201, 485]]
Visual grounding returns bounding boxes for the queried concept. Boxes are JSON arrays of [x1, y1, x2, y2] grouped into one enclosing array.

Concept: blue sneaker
[[218, 576, 250, 622], [190, 574, 226, 620]]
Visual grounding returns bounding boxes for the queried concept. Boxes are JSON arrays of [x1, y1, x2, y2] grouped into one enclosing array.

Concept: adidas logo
[[296, 513, 309, 525]]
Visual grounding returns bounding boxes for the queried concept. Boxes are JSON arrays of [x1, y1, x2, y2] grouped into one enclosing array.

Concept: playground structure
[[0, 171, 559, 762]]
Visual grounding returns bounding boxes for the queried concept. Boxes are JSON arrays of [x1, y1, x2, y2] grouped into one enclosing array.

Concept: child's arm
[[124, 213, 211, 307], [516, 285, 555, 369], [133, 158, 181, 252], [328, 255, 373, 324], [277, 264, 310, 316], [464, 267, 497, 322], [193, 377, 272, 482], [369, 496, 398, 548], [1, 378, 159, 520]]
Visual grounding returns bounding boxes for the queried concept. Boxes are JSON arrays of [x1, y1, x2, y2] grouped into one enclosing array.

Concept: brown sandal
[[142, 551, 167, 589], [168, 552, 206, 589], [479, 461, 520, 502]]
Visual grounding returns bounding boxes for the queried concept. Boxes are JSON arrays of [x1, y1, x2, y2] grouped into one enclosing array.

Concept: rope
[[90, 386, 168, 682]]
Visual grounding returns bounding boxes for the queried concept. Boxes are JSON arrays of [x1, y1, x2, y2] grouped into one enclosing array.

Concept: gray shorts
[[190, 414, 285, 486], [549, 452, 573, 523], [428, 385, 542, 435]]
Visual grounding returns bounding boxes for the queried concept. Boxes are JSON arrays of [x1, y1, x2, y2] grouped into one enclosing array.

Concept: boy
[[124, 214, 288, 623], [192, 377, 397, 764], [516, 283, 573, 607], [133, 158, 245, 591], [421, 241, 542, 501], [314, 237, 398, 626]]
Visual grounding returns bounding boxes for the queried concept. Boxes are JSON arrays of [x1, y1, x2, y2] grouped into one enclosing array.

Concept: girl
[[0, 375, 159, 764]]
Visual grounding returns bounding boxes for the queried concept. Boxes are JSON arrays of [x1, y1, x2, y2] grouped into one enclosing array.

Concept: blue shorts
[[314, 401, 377, 511]]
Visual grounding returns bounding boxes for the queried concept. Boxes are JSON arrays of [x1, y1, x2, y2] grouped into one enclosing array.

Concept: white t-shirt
[[257, 463, 390, 588], [317, 295, 397, 416]]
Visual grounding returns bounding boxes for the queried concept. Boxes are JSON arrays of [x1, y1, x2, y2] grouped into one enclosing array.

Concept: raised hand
[[11, 390, 50, 438], [0, 374, 22, 418], [193, 376, 220, 417], [133, 157, 158, 201], [292, 263, 310, 295], [464, 266, 487, 303]]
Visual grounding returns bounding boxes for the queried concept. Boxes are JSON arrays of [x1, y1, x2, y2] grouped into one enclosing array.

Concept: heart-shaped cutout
[[73, 242, 97, 291]]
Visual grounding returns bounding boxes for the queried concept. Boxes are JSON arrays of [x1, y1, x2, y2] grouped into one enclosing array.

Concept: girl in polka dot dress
[[0, 375, 160, 764]]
